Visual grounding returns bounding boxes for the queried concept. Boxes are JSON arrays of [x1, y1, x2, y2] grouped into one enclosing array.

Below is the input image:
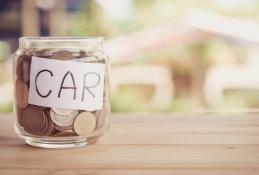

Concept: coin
[[24, 48, 37, 56], [52, 108, 75, 115], [51, 50, 73, 60], [74, 56, 99, 63], [54, 124, 73, 131], [50, 109, 78, 127], [22, 105, 47, 136], [15, 80, 28, 108], [43, 109, 55, 136], [78, 50, 87, 57], [16, 55, 31, 83], [35, 49, 54, 58], [73, 112, 96, 136], [53, 130, 77, 137]]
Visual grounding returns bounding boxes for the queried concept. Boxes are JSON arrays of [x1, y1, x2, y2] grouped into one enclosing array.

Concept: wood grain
[[1, 113, 259, 175]]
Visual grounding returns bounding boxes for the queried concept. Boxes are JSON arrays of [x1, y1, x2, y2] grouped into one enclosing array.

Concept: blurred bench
[[111, 65, 173, 110], [204, 50, 259, 105]]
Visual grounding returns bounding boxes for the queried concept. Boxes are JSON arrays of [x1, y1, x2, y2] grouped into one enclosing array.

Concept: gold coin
[[73, 112, 96, 136], [51, 50, 73, 60], [35, 49, 54, 58]]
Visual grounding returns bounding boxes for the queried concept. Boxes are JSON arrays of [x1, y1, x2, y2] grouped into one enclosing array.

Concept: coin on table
[[51, 50, 74, 60], [15, 80, 29, 108], [50, 109, 78, 127], [73, 112, 96, 136], [22, 105, 48, 136]]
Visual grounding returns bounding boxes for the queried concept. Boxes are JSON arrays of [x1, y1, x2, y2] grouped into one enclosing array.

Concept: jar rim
[[19, 37, 104, 42], [18, 37, 104, 50]]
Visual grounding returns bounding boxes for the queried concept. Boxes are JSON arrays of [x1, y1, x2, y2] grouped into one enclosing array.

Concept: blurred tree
[[65, 0, 109, 37]]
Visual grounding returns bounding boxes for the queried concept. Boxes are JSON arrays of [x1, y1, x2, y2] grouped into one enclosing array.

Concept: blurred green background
[[1, 0, 259, 113]]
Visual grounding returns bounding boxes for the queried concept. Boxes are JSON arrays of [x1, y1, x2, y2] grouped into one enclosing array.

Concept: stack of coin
[[14, 49, 107, 138], [73, 112, 96, 136], [35, 49, 55, 58], [50, 108, 77, 131], [15, 54, 31, 126], [22, 105, 54, 136], [51, 50, 74, 60]]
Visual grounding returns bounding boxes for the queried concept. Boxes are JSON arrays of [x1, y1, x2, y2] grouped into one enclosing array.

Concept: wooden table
[[1, 113, 259, 175]]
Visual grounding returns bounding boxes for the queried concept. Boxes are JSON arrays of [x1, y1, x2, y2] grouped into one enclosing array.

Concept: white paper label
[[28, 57, 105, 111]]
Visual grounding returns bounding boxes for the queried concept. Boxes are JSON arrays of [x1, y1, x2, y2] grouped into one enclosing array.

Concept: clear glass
[[13, 37, 110, 148]]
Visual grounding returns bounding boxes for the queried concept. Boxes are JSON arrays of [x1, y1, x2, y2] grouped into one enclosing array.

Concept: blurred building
[[1, 0, 259, 112], [0, 0, 86, 52]]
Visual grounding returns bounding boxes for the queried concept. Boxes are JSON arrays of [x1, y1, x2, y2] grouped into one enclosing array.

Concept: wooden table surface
[[1, 113, 259, 175]]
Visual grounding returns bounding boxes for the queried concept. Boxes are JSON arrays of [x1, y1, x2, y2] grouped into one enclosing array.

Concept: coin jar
[[13, 37, 110, 148]]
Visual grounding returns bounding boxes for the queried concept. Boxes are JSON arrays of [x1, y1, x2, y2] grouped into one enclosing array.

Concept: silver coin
[[52, 108, 75, 115], [73, 56, 99, 63], [50, 109, 78, 127]]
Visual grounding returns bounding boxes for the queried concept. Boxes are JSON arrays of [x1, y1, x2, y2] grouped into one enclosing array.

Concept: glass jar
[[13, 37, 110, 148]]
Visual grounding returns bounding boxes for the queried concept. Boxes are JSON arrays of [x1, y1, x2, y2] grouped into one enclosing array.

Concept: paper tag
[[28, 57, 105, 111]]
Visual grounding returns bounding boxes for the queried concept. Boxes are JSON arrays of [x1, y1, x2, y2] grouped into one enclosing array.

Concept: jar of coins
[[13, 37, 110, 148]]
